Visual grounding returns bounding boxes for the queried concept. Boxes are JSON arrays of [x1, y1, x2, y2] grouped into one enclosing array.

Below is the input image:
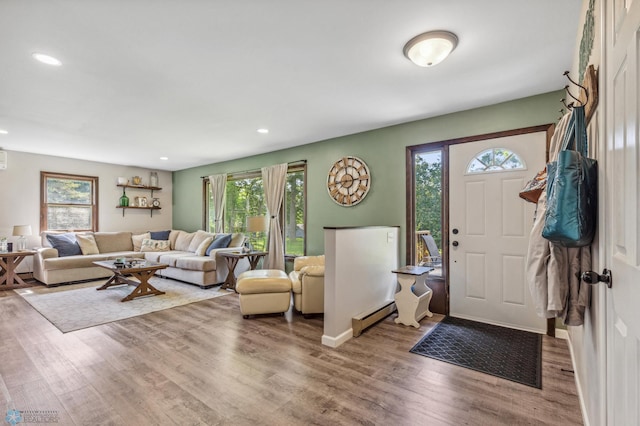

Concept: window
[[414, 149, 443, 277], [204, 163, 306, 256], [466, 148, 525, 174], [41, 172, 98, 231]]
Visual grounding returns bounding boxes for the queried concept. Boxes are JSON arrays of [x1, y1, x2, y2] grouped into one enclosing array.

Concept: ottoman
[[236, 269, 292, 318]]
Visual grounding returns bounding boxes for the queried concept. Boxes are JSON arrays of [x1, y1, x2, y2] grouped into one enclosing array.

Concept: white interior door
[[449, 132, 547, 332], [605, 0, 640, 423]]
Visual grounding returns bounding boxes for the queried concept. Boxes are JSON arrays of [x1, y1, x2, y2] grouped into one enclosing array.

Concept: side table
[[0, 251, 36, 289], [391, 265, 434, 328], [220, 251, 268, 291]]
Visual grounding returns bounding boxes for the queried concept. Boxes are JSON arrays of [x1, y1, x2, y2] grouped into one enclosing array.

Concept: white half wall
[[323, 226, 399, 347], [0, 150, 173, 272]]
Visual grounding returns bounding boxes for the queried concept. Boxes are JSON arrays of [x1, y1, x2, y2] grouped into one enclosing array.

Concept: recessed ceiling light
[[160, 157, 168, 161], [0, 129, 8, 135], [32, 52, 62, 66], [257, 128, 269, 134]]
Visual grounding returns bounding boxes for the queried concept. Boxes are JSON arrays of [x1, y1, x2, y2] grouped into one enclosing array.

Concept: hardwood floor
[[0, 286, 583, 425]]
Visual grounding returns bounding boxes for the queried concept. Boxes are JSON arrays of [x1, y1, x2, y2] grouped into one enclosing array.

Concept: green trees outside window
[[41, 172, 98, 231], [415, 151, 442, 253], [207, 165, 306, 256]]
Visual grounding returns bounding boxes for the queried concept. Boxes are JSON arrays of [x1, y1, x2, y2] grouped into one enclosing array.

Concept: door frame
[[405, 124, 554, 321]]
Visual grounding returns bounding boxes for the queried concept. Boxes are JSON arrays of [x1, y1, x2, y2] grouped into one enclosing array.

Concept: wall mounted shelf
[[116, 184, 162, 217]]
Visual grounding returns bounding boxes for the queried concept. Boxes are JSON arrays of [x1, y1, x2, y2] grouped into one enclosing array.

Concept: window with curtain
[[204, 163, 306, 255], [41, 171, 98, 231]]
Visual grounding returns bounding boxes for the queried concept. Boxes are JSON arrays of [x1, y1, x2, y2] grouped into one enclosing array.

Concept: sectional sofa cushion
[[76, 234, 99, 255], [46, 233, 82, 257], [93, 232, 134, 253], [174, 255, 217, 272], [175, 231, 196, 251]]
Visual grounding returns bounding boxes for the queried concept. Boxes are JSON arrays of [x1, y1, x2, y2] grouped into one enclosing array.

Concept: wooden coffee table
[[93, 259, 168, 302]]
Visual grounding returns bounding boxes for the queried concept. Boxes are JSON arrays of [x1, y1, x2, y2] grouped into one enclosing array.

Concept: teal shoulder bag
[[542, 106, 597, 247]]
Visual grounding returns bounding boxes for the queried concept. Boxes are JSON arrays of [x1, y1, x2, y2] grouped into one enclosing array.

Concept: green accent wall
[[173, 91, 563, 260]]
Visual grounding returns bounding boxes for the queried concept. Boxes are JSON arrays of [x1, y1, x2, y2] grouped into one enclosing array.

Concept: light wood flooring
[[0, 284, 583, 425]]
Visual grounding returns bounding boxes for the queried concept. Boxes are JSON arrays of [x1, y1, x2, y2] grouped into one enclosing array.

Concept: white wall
[[0, 150, 173, 271], [323, 226, 399, 348], [566, 1, 607, 425]]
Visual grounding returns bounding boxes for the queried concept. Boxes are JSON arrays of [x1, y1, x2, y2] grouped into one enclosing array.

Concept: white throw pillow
[[76, 234, 99, 255], [140, 239, 171, 252], [132, 232, 151, 252], [195, 236, 214, 256]]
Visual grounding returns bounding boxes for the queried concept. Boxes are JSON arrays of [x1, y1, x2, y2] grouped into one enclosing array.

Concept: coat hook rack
[[561, 98, 573, 110], [564, 85, 584, 107], [563, 70, 589, 105]]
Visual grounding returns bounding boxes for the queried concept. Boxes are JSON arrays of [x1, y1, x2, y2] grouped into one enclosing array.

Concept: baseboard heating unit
[[352, 300, 396, 337]]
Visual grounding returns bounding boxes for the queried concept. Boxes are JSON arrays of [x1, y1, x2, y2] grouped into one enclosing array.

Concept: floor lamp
[[246, 216, 268, 251]]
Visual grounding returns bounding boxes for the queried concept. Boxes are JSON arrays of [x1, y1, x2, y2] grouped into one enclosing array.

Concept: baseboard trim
[[322, 329, 352, 348], [566, 331, 590, 426], [555, 328, 569, 339]]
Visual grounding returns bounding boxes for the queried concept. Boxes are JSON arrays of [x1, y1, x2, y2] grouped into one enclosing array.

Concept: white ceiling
[[0, 0, 582, 171]]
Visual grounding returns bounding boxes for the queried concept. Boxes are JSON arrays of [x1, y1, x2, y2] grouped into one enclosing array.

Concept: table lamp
[[13, 225, 32, 251], [246, 216, 268, 251]]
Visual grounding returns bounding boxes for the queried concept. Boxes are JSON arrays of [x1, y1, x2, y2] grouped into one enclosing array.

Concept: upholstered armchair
[[289, 255, 325, 317]]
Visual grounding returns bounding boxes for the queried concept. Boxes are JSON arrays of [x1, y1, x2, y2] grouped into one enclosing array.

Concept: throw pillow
[[175, 231, 196, 251], [188, 230, 215, 252], [195, 236, 214, 256], [132, 232, 151, 251], [205, 234, 232, 255], [140, 239, 171, 252], [76, 234, 100, 255], [229, 233, 246, 248], [149, 230, 171, 240], [46, 233, 82, 257]]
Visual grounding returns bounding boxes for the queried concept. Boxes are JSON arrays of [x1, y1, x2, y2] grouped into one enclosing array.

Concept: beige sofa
[[33, 230, 249, 287]]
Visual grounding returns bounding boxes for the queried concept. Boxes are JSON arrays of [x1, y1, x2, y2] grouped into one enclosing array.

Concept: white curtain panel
[[261, 163, 287, 270], [209, 174, 227, 233]]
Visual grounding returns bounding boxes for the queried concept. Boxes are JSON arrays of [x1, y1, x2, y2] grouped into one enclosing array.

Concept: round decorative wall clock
[[327, 156, 371, 206]]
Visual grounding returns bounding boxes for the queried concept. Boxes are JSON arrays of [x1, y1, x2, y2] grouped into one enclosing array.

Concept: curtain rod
[[200, 159, 307, 179]]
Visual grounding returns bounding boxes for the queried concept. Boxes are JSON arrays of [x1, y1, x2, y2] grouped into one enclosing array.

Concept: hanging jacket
[[526, 110, 592, 326]]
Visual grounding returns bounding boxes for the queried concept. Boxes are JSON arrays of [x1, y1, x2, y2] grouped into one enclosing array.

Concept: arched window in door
[[466, 148, 526, 174]]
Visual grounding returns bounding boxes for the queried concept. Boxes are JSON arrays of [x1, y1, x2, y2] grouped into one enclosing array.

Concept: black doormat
[[410, 316, 542, 388]]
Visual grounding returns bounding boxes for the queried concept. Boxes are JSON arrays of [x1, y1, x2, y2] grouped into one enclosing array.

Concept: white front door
[[605, 0, 640, 423], [449, 132, 547, 332]]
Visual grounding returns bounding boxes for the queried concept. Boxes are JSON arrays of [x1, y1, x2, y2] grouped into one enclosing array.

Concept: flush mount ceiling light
[[0, 129, 8, 135], [160, 156, 169, 161], [32, 52, 62, 66], [403, 30, 458, 67], [257, 128, 269, 134]]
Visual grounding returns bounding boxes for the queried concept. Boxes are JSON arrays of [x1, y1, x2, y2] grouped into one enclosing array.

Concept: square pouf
[[236, 270, 292, 318]]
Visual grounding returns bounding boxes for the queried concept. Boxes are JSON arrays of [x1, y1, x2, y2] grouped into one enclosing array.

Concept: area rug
[[410, 316, 542, 388], [14, 278, 231, 333]]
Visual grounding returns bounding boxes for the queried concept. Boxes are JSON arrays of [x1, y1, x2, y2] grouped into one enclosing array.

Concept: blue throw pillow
[[46, 233, 82, 257], [205, 234, 232, 255], [149, 230, 171, 240]]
